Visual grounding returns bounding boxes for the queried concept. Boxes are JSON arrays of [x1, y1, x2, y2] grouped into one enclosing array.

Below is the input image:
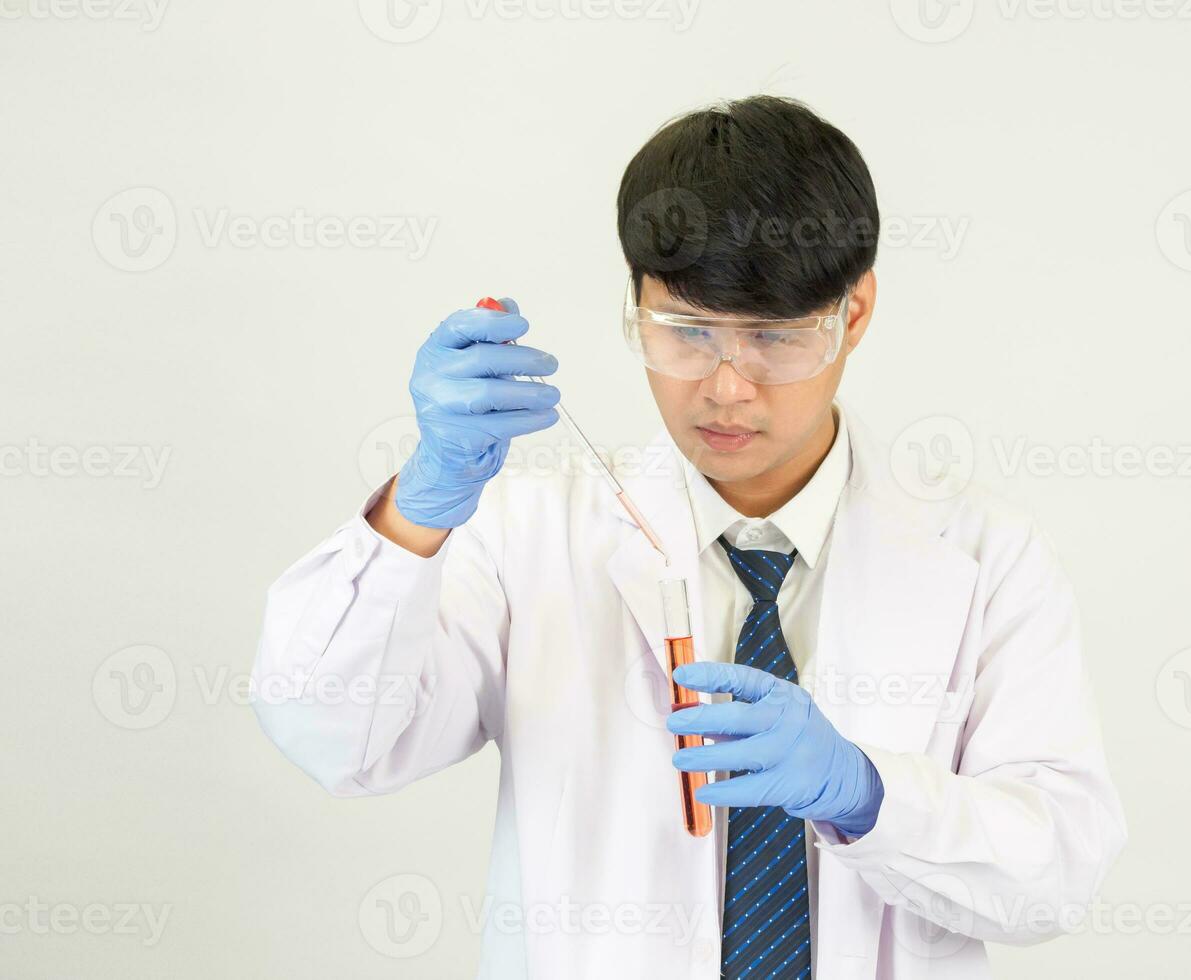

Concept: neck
[[709, 408, 838, 518]]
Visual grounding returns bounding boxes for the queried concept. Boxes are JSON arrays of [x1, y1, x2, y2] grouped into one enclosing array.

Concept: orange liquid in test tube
[[660, 579, 713, 837]]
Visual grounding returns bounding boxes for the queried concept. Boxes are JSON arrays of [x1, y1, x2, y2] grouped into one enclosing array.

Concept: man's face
[[640, 272, 874, 487]]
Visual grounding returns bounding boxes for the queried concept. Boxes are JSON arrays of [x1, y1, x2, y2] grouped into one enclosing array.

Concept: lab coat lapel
[[809, 411, 979, 751], [809, 410, 980, 974]]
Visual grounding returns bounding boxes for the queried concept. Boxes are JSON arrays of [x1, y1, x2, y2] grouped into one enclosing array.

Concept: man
[[251, 96, 1125, 979]]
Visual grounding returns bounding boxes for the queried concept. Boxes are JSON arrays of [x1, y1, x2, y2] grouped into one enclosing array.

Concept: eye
[[672, 325, 712, 342], [749, 330, 791, 347]]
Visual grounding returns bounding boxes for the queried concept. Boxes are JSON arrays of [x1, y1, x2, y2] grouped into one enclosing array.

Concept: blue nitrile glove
[[668, 662, 885, 838], [395, 298, 561, 528]]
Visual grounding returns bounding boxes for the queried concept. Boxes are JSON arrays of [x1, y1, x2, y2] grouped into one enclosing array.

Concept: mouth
[[696, 425, 760, 453]]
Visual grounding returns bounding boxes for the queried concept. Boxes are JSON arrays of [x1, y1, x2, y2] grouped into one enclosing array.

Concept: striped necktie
[[717, 534, 811, 979]]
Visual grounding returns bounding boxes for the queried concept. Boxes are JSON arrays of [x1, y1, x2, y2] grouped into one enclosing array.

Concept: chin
[[682, 442, 764, 481]]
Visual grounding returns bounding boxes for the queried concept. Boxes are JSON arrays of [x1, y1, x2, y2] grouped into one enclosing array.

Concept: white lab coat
[[251, 407, 1126, 979]]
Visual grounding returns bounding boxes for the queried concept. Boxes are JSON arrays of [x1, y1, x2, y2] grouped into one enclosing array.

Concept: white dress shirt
[[680, 402, 851, 965]]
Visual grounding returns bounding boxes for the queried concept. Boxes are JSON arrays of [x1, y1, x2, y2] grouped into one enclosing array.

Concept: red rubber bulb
[[476, 296, 506, 312]]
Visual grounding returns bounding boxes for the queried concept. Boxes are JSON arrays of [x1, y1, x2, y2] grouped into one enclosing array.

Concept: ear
[[843, 269, 877, 354]]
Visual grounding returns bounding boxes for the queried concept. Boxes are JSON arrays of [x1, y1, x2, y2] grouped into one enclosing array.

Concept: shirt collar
[[681, 402, 851, 569]]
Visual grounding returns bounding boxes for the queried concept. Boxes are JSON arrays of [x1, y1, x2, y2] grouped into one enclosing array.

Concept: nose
[[698, 356, 757, 405]]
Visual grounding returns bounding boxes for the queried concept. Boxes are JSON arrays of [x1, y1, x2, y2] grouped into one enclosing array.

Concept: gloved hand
[[395, 298, 560, 528], [668, 662, 885, 838]]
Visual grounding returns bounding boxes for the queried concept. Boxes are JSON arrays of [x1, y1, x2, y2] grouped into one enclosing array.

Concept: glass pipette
[[476, 296, 671, 566]]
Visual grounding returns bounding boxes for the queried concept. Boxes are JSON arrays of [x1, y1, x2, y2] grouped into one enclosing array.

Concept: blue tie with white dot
[[717, 534, 811, 979]]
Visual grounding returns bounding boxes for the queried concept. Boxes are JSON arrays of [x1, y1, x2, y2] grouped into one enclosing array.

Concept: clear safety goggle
[[622, 279, 849, 385]]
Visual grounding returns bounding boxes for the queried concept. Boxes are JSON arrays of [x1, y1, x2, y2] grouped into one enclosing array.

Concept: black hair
[[617, 95, 879, 318]]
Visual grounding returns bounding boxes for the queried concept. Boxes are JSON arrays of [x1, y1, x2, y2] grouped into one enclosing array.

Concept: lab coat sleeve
[[250, 479, 509, 797], [812, 521, 1127, 945]]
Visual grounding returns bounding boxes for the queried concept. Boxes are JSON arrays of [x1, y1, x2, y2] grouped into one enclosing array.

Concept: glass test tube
[[660, 578, 713, 838]]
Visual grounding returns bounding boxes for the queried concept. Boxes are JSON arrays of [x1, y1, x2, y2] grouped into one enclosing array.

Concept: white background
[[2, 0, 1189, 976]]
